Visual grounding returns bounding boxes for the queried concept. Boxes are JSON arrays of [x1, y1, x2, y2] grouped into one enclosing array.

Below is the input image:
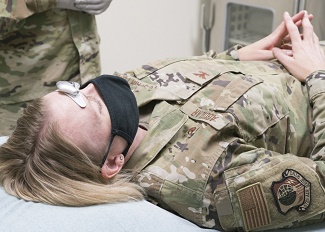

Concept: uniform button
[[187, 127, 197, 137]]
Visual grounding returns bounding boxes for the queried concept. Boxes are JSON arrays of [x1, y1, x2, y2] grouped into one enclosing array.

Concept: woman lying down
[[1, 11, 325, 232]]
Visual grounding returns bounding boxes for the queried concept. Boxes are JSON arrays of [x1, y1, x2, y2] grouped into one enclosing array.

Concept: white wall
[[96, 0, 202, 75]]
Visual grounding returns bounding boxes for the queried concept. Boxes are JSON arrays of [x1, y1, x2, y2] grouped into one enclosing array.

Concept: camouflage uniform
[[0, 0, 100, 135], [119, 45, 325, 231]]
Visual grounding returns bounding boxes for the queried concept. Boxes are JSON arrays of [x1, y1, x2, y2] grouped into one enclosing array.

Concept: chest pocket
[[180, 71, 263, 131], [180, 61, 290, 141]]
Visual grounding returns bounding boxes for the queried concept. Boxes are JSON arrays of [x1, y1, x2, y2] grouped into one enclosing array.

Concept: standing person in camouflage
[[0, 11, 324, 232], [0, 0, 112, 136]]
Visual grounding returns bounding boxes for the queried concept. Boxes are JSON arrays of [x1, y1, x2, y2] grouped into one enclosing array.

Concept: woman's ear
[[101, 154, 124, 179]]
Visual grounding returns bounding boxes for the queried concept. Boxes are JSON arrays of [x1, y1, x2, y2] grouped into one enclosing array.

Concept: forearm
[[219, 141, 325, 231], [305, 70, 325, 185], [306, 71, 325, 157]]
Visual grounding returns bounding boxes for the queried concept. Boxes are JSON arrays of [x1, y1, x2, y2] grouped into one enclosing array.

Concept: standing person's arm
[[0, 0, 75, 38], [0, 1, 37, 39], [1, 0, 112, 23]]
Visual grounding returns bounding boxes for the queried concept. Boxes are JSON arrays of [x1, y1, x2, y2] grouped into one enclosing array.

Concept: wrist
[[306, 70, 325, 82], [306, 70, 325, 101]]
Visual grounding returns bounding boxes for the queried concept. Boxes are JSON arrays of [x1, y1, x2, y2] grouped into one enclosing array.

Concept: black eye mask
[[81, 75, 139, 165]]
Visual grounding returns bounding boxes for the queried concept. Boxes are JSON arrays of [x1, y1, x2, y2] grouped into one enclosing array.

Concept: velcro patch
[[237, 183, 271, 231], [180, 102, 229, 130], [271, 169, 311, 215]]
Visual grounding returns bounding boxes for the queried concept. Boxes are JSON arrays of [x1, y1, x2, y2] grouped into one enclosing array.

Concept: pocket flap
[[213, 74, 263, 111]]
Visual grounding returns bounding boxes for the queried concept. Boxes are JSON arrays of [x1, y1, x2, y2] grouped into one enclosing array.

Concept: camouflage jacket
[[0, 0, 100, 135], [120, 46, 325, 231]]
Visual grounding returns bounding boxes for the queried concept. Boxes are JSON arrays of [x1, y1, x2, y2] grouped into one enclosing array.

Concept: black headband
[[81, 75, 139, 165]]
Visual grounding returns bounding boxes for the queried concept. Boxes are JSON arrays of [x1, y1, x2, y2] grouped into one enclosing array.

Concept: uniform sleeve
[[0, 0, 56, 38], [210, 44, 243, 60], [305, 70, 325, 178], [217, 139, 325, 231], [24, 0, 57, 13]]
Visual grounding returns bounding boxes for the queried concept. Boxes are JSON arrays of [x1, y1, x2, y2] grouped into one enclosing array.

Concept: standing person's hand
[[56, 0, 80, 11], [74, 0, 113, 15], [273, 11, 325, 82], [237, 11, 313, 61]]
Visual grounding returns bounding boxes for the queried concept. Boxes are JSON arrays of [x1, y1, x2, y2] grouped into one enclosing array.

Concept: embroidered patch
[[237, 183, 271, 231], [271, 169, 311, 215]]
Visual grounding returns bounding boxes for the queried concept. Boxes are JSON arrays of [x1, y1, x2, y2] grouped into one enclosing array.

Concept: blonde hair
[[0, 98, 145, 206]]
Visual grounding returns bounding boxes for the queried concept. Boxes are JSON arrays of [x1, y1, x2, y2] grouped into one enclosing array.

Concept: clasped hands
[[238, 10, 325, 82], [56, 0, 112, 15]]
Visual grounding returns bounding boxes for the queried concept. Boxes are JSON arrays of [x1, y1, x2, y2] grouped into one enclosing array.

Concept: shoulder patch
[[271, 169, 311, 215]]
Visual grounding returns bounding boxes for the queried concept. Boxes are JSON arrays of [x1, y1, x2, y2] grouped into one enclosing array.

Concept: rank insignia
[[271, 169, 311, 215]]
